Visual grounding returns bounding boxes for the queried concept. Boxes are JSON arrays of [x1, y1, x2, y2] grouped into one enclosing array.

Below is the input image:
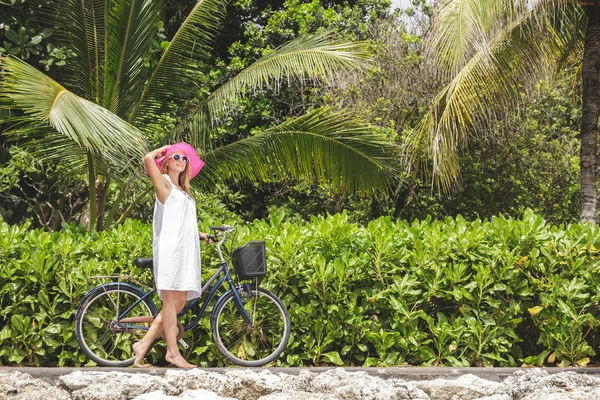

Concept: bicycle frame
[[100, 227, 253, 333]]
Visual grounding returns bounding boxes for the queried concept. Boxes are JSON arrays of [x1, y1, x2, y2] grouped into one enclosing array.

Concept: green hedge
[[1, 210, 600, 367]]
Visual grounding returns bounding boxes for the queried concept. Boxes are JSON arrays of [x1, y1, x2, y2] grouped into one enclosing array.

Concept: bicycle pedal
[[178, 338, 189, 350]]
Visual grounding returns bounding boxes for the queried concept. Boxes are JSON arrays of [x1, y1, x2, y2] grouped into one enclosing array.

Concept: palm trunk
[[579, 4, 600, 223], [95, 177, 107, 231], [87, 150, 97, 231]]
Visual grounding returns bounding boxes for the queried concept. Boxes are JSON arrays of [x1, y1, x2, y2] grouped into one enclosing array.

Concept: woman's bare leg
[[162, 290, 195, 368], [132, 313, 163, 368]]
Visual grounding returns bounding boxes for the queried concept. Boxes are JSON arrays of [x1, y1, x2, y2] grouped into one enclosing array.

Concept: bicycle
[[74, 225, 291, 367]]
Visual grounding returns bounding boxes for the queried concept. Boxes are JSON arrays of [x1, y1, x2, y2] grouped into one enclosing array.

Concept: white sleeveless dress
[[152, 174, 202, 301]]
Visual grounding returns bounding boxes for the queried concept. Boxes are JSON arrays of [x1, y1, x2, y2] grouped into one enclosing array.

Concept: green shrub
[[0, 210, 599, 367]]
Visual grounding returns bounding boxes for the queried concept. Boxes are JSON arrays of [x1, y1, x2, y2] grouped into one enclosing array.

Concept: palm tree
[[0, 0, 399, 230], [407, 0, 600, 222]]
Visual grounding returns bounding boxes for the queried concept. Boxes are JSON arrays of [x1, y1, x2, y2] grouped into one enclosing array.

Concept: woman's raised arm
[[144, 145, 172, 202]]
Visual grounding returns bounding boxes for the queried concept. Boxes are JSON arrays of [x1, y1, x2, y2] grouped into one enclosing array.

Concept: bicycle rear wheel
[[211, 287, 291, 367], [75, 283, 156, 367]]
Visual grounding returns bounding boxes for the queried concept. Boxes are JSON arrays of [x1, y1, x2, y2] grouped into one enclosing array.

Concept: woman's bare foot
[[132, 342, 151, 368], [166, 353, 196, 369]]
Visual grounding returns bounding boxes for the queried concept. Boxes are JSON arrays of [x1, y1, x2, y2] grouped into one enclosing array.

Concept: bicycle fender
[[76, 282, 157, 315], [210, 283, 255, 326]]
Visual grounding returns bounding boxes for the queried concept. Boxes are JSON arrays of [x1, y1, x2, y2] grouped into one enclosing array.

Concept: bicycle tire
[[211, 287, 291, 367], [75, 283, 155, 367]]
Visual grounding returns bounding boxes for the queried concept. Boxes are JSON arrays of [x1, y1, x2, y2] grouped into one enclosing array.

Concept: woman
[[133, 142, 210, 368]]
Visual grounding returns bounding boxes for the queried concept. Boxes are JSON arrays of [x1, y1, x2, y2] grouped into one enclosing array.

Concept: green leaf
[[363, 357, 379, 367], [29, 35, 42, 45], [341, 345, 352, 356], [11, 314, 24, 334], [384, 351, 399, 365], [5, 29, 18, 43], [8, 348, 27, 363], [0, 325, 11, 340], [321, 351, 344, 365], [528, 306, 544, 316], [575, 357, 590, 366]]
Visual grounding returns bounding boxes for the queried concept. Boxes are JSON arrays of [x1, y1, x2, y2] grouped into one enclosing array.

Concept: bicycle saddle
[[134, 258, 153, 269]]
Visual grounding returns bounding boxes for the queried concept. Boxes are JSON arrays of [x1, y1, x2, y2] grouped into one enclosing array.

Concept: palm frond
[[168, 102, 213, 152], [204, 33, 371, 118], [103, 0, 163, 116], [0, 56, 148, 169], [47, 0, 108, 100], [12, 124, 144, 185], [552, 3, 585, 83], [189, 103, 213, 152], [407, 0, 576, 192], [3, 120, 104, 180], [430, 0, 509, 76], [130, 0, 228, 126], [429, 0, 570, 77], [196, 108, 400, 195]]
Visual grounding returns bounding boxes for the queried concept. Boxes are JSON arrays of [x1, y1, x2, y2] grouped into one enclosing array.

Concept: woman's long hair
[[160, 158, 191, 195]]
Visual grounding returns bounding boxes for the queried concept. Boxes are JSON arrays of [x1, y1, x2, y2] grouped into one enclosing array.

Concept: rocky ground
[[1, 367, 600, 400]]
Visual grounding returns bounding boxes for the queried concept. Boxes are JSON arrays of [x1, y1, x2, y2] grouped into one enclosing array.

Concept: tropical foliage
[[410, 0, 600, 222], [2, 0, 592, 228], [0, 0, 399, 232], [3, 0, 600, 373], [2, 210, 600, 367]]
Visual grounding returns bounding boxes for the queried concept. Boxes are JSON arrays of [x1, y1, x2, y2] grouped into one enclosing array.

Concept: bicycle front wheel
[[75, 284, 155, 367], [212, 287, 291, 367]]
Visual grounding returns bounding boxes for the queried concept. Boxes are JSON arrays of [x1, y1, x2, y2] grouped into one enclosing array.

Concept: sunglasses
[[169, 154, 189, 163]]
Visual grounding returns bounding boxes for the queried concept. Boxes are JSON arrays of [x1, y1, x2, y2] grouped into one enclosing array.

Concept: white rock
[[389, 380, 431, 399], [164, 369, 283, 400], [0, 371, 71, 400], [9, 366, 600, 400], [133, 389, 237, 400], [309, 367, 427, 400], [179, 389, 238, 399], [258, 390, 340, 400], [472, 395, 511, 400], [276, 370, 317, 392], [133, 390, 179, 400], [59, 371, 179, 400], [521, 391, 599, 400], [505, 369, 600, 400], [219, 370, 284, 400], [414, 374, 507, 400], [164, 369, 228, 392]]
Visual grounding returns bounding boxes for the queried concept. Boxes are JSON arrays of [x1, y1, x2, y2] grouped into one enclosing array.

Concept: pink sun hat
[[153, 142, 205, 179]]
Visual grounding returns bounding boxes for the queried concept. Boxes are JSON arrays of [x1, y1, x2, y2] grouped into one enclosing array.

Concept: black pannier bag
[[231, 241, 267, 280]]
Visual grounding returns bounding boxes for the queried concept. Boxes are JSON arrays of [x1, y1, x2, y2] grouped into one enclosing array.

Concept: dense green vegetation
[[416, 0, 599, 223], [0, 0, 588, 227], [2, 211, 599, 367], [0, 0, 398, 233], [2, 0, 599, 369]]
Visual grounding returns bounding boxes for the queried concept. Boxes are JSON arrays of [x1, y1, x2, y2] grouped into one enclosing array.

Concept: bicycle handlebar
[[206, 225, 235, 263], [209, 225, 232, 232]]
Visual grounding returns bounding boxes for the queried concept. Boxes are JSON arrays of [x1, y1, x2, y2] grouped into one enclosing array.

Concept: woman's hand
[[199, 232, 212, 243], [145, 145, 171, 161]]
